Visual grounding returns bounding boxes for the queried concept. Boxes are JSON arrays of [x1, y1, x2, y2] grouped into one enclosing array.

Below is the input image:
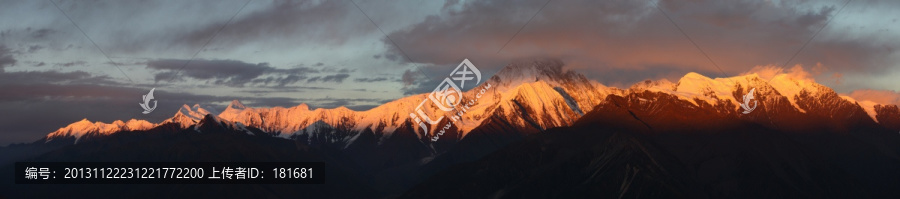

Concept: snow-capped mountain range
[[43, 58, 900, 146]]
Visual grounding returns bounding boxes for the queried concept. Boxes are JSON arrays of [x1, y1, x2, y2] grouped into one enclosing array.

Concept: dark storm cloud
[[385, 0, 899, 86], [147, 59, 326, 87]]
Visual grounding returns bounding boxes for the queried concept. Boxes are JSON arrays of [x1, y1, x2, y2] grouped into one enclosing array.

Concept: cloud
[[274, 75, 306, 87], [384, 0, 899, 86], [249, 75, 309, 87], [848, 89, 900, 106], [306, 76, 320, 83], [401, 69, 417, 86], [307, 73, 350, 83], [740, 63, 850, 87], [354, 77, 389, 82], [146, 59, 325, 87], [170, 0, 370, 50], [29, 28, 55, 39], [27, 45, 43, 53], [320, 73, 350, 83], [0, 45, 15, 72], [148, 59, 269, 86], [0, 70, 118, 85], [55, 61, 87, 67], [742, 64, 816, 81], [5, 1, 379, 55], [237, 86, 332, 95]]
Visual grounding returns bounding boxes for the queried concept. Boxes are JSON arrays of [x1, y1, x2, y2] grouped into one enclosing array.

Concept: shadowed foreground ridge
[[401, 94, 899, 198]]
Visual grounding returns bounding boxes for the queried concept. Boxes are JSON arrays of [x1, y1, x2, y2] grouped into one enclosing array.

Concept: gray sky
[[1, 0, 899, 145]]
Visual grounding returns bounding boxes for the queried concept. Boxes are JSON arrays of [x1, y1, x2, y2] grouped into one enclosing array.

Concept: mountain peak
[[177, 104, 220, 121], [196, 113, 223, 128], [168, 103, 221, 128], [294, 103, 310, 110], [682, 72, 710, 80], [227, 100, 246, 110], [177, 104, 192, 114], [219, 100, 249, 120], [489, 58, 583, 92], [111, 120, 125, 126], [75, 118, 92, 124], [124, 119, 154, 130]]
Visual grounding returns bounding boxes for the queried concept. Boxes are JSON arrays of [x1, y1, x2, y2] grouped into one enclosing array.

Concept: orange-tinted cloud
[[848, 89, 900, 106], [741, 64, 815, 81]]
